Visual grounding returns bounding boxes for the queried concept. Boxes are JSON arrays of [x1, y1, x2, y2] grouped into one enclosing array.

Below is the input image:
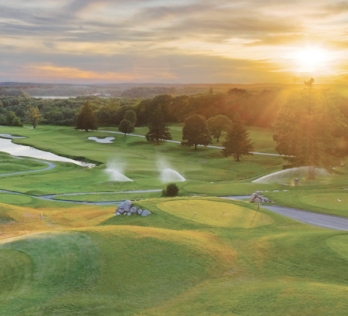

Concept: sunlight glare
[[293, 47, 332, 73]]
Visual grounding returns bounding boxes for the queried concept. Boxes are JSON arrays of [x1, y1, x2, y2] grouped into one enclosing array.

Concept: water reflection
[[0, 137, 94, 168]]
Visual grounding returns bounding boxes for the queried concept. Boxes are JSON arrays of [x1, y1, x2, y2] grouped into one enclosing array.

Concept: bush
[[164, 183, 179, 197]]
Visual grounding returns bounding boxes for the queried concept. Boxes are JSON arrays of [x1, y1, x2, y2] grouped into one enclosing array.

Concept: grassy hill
[[0, 125, 348, 314], [0, 197, 348, 315]]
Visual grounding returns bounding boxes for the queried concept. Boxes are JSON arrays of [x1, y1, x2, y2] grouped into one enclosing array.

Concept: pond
[[0, 134, 25, 139], [0, 137, 95, 168]]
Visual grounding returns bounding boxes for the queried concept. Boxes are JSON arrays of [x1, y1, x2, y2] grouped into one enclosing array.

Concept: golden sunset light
[[2, 1, 348, 314], [0, 0, 348, 83]]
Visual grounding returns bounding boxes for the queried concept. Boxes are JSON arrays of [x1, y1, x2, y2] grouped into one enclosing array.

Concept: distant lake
[[32, 96, 76, 99]]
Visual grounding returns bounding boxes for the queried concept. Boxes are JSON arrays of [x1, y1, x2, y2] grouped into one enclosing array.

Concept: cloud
[[1, 0, 348, 83]]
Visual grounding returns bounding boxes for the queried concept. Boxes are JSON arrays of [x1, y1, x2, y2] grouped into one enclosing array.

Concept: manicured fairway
[[0, 153, 47, 175], [1, 125, 348, 315], [299, 193, 348, 213]]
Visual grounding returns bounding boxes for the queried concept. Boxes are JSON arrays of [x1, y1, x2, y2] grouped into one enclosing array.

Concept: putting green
[[157, 200, 273, 228], [299, 193, 348, 213]]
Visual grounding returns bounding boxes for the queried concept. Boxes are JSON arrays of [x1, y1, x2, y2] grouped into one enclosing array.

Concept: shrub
[[165, 183, 179, 197]]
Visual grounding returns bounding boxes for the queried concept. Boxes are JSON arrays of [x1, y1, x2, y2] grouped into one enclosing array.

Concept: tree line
[[76, 101, 254, 161], [0, 88, 287, 129], [2, 83, 348, 167], [70, 82, 348, 166]]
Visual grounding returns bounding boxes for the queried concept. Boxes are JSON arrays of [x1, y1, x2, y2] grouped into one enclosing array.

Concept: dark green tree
[[118, 119, 134, 137], [123, 109, 137, 126], [181, 114, 211, 150], [207, 114, 232, 142], [26, 106, 42, 129], [75, 102, 98, 132], [6, 111, 22, 126], [222, 114, 254, 161], [145, 109, 172, 144], [0, 114, 5, 125], [11, 116, 23, 127]]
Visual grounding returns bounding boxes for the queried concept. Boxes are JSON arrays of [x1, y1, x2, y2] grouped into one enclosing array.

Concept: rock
[[253, 197, 262, 203], [250, 192, 271, 203], [130, 206, 138, 214], [250, 193, 257, 201], [141, 210, 151, 217], [124, 200, 132, 212], [115, 203, 151, 217], [117, 202, 125, 213]]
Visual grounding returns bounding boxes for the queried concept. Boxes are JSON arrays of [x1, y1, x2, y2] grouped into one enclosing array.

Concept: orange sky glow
[[1, 0, 348, 84]]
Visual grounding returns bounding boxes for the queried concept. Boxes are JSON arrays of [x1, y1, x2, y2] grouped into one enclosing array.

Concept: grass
[[51, 191, 162, 202], [0, 125, 284, 197], [1, 196, 348, 315], [157, 199, 274, 228], [0, 153, 47, 175], [260, 165, 348, 217], [0, 124, 348, 314]]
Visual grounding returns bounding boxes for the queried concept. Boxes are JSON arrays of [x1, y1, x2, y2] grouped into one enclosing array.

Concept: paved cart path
[[224, 196, 348, 231], [1, 134, 346, 230]]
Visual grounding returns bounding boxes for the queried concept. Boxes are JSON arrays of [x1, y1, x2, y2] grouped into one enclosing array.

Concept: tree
[[26, 106, 42, 129], [304, 77, 314, 87], [118, 119, 134, 137], [0, 114, 5, 125], [6, 111, 22, 126], [75, 102, 98, 132], [11, 116, 23, 127], [181, 114, 211, 149], [207, 114, 232, 142], [123, 109, 137, 126], [145, 109, 172, 144], [222, 114, 254, 161], [273, 89, 348, 178]]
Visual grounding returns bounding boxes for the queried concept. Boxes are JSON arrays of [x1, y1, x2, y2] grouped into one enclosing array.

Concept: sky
[[1, 0, 348, 84]]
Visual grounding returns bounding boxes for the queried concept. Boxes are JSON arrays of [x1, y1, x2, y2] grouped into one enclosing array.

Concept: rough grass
[[0, 196, 348, 315], [1, 125, 348, 314]]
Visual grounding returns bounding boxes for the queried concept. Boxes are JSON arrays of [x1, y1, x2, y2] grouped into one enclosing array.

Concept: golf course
[[1, 124, 348, 315]]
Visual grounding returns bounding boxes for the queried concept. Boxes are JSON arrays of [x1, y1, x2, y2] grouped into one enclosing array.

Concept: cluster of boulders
[[115, 200, 151, 217], [250, 192, 272, 203]]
